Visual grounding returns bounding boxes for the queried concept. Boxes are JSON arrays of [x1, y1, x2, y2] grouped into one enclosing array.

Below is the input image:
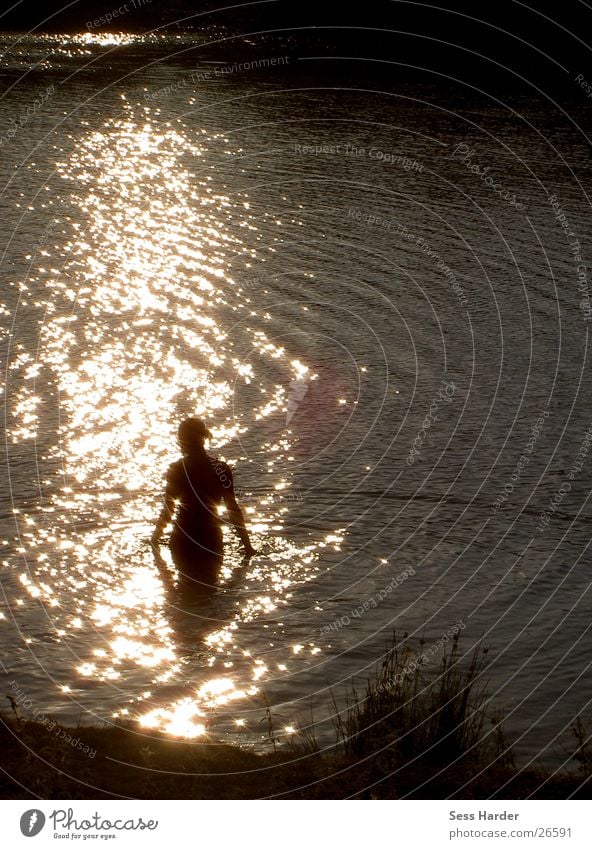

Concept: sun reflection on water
[[6, 104, 333, 739]]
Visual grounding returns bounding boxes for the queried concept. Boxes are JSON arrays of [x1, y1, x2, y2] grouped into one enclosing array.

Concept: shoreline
[[3, 634, 591, 799], [0, 711, 591, 800], [0, 710, 587, 800]]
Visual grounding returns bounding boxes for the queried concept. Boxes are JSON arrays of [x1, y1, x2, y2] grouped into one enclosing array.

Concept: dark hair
[[178, 417, 211, 452]]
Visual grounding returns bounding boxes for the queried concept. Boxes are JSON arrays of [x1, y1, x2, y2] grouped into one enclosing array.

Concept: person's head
[[178, 417, 212, 454]]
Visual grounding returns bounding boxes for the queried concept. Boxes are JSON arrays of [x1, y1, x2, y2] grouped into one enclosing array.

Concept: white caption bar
[[1, 800, 590, 847]]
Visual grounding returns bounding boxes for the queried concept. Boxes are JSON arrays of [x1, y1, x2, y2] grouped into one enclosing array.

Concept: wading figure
[[151, 417, 255, 585]]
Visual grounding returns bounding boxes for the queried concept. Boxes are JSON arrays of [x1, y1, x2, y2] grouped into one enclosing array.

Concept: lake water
[[1, 32, 592, 770]]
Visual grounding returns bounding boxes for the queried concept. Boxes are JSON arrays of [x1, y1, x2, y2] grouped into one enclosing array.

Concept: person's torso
[[168, 454, 230, 530]]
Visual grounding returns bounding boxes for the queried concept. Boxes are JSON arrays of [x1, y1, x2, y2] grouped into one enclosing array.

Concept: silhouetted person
[[151, 417, 255, 587]]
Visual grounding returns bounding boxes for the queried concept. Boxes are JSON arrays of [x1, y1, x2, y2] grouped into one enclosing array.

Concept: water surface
[[1, 32, 592, 766]]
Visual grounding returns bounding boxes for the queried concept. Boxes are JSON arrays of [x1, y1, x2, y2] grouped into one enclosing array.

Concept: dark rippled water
[[1, 32, 592, 766]]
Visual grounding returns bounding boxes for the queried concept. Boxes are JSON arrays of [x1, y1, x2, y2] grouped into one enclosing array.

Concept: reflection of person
[[151, 540, 248, 650], [151, 418, 255, 581]]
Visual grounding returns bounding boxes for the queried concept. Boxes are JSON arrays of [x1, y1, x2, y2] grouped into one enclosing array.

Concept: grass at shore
[[2, 634, 589, 799]]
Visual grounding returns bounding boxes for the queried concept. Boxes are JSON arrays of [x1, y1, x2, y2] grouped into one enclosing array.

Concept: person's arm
[[151, 468, 177, 546], [221, 465, 256, 557]]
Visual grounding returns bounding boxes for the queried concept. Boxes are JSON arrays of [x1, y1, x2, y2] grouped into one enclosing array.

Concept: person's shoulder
[[209, 456, 232, 472], [209, 456, 233, 479], [166, 458, 184, 478]]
